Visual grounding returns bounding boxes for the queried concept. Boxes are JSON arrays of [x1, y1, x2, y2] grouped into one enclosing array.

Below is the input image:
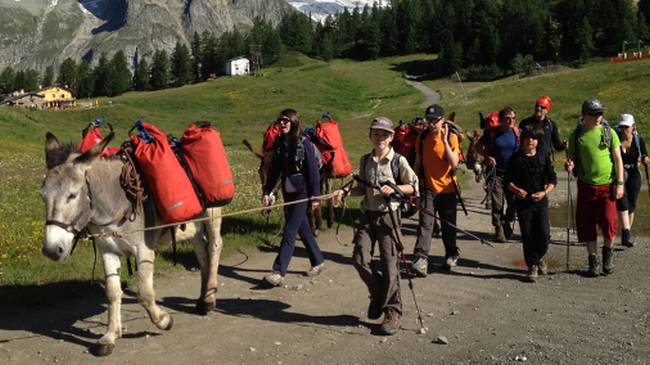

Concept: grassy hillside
[[1, 53, 650, 286]]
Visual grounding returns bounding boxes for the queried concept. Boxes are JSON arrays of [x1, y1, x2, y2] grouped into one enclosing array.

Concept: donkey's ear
[[45, 132, 61, 154], [447, 112, 456, 122], [74, 131, 115, 166]]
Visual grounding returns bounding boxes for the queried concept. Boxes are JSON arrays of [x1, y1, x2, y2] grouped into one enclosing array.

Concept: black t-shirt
[[620, 134, 648, 176], [505, 150, 557, 196], [518, 116, 564, 160]]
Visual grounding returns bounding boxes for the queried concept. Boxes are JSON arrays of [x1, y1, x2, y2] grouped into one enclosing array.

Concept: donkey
[[464, 129, 493, 208], [41, 131, 223, 356]]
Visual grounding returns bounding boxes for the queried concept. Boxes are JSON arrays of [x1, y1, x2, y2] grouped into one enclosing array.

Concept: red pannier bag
[[314, 115, 352, 178], [180, 122, 235, 207], [78, 119, 120, 157], [263, 122, 282, 152], [130, 121, 203, 223], [391, 122, 421, 166]]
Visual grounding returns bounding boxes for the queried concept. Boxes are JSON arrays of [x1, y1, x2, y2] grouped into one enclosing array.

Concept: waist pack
[[130, 120, 203, 224], [180, 122, 235, 207]]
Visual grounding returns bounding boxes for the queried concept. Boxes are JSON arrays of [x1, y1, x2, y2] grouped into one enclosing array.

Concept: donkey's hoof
[[195, 299, 216, 315], [162, 315, 173, 331], [90, 343, 114, 357]]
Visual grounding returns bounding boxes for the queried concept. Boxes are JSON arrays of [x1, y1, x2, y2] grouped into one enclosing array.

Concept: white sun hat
[[618, 114, 635, 127]]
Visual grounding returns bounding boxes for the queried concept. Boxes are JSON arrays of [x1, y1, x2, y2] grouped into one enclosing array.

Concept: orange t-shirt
[[419, 131, 459, 193]]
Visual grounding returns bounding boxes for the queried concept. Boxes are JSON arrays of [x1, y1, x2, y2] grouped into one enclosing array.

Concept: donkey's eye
[[67, 193, 77, 201]]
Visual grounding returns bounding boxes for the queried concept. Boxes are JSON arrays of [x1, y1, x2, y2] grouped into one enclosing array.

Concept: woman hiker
[[261, 109, 325, 286], [615, 113, 649, 247]]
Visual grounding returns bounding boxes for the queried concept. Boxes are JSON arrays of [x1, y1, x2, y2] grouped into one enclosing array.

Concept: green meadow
[[1, 52, 649, 286]]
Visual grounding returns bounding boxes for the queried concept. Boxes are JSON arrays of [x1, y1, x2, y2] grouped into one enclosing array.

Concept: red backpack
[[78, 119, 120, 157], [180, 122, 235, 207], [263, 122, 282, 153], [130, 121, 203, 224], [314, 115, 352, 178]]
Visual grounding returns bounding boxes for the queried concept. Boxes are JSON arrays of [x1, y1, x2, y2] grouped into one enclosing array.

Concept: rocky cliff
[[0, 0, 293, 71]]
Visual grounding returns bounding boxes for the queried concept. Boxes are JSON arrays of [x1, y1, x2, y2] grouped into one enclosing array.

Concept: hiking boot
[[538, 259, 548, 275], [367, 296, 382, 320], [264, 272, 284, 286], [602, 247, 614, 275], [410, 256, 428, 277], [587, 254, 600, 277], [306, 262, 324, 277], [446, 255, 459, 268], [379, 308, 400, 336], [495, 226, 506, 243], [621, 229, 636, 248], [526, 265, 538, 282]]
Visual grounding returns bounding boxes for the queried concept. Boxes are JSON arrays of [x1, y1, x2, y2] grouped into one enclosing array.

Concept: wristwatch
[[616, 181, 624, 186]]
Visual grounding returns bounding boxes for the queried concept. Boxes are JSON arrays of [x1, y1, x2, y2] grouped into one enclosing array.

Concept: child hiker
[[334, 117, 418, 335], [505, 125, 557, 282]]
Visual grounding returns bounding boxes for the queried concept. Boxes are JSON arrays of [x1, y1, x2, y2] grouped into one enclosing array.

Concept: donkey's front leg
[[92, 252, 123, 357], [204, 209, 223, 310], [136, 245, 173, 331]]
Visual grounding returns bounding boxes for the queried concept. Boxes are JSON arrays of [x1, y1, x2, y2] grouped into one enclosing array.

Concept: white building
[[225, 57, 250, 76]]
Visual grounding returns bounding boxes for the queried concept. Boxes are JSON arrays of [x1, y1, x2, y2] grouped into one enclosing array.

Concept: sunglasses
[[535, 105, 547, 111], [426, 117, 443, 123], [276, 116, 291, 127], [619, 125, 631, 129]]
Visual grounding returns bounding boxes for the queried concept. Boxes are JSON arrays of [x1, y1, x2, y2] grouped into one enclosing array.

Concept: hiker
[[475, 106, 520, 242], [565, 99, 625, 277], [505, 125, 557, 282], [333, 117, 418, 335], [261, 109, 325, 286], [518, 96, 567, 160], [614, 114, 649, 247], [410, 104, 462, 275]]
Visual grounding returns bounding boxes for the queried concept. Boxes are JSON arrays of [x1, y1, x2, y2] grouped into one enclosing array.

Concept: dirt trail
[[1, 174, 649, 365], [404, 79, 440, 106]]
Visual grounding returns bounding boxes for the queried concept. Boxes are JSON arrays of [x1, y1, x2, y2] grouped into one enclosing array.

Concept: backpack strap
[[391, 152, 403, 186]]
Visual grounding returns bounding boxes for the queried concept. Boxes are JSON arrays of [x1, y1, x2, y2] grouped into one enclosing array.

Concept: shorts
[[576, 180, 618, 242]]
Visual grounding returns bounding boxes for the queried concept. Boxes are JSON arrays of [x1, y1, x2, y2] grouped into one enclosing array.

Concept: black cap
[[425, 104, 444, 119], [581, 99, 604, 116]]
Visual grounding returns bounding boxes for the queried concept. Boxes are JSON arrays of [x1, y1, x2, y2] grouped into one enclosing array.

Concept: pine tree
[[41, 66, 54, 88], [134, 58, 150, 91], [641, 0, 650, 31], [201, 32, 218, 79], [190, 32, 202, 83], [57, 58, 77, 91], [171, 41, 192, 87], [109, 51, 132, 96], [93, 53, 111, 96], [76, 61, 94, 98], [13, 71, 26, 91], [150, 49, 170, 90], [23, 69, 39, 91], [576, 16, 595, 63], [0, 67, 16, 93], [321, 33, 335, 61], [380, 7, 399, 56]]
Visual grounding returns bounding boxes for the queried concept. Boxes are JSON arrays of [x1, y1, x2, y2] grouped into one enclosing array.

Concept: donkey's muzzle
[[42, 225, 75, 261]]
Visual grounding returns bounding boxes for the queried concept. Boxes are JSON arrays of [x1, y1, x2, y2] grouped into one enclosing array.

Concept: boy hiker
[[475, 106, 520, 242], [410, 104, 462, 276], [505, 125, 557, 282], [518, 96, 567, 160], [334, 117, 418, 335], [565, 99, 625, 277]]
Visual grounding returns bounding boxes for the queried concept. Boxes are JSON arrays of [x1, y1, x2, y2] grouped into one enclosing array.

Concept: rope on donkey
[[85, 191, 340, 239]]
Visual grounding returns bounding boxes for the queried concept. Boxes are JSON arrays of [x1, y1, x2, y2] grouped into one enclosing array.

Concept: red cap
[[536, 96, 552, 111]]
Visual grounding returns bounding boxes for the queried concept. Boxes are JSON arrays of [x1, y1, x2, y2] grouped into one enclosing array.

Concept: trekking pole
[[450, 177, 469, 216], [643, 162, 650, 198], [383, 195, 426, 335], [566, 171, 571, 272]]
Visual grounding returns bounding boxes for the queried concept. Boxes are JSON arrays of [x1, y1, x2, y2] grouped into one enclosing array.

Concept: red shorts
[[576, 180, 618, 242]]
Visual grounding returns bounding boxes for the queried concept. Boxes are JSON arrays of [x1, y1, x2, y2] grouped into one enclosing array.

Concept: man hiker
[[410, 104, 462, 275], [334, 117, 418, 335], [475, 106, 520, 242], [565, 99, 625, 277], [505, 125, 557, 282], [518, 96, 567, 160]]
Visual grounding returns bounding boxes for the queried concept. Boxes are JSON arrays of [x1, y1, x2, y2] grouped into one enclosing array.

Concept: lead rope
[[334, 179, 355, 245], [119, 141, 148, 220]]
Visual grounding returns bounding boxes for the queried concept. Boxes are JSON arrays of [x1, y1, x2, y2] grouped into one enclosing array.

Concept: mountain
[[286, 0, 390, 22], [0, 0, 294, 71]]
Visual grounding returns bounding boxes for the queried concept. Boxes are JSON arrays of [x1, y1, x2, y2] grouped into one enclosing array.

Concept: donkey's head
[[41, 131, 113, 261], [464, 130, 485, 182]]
